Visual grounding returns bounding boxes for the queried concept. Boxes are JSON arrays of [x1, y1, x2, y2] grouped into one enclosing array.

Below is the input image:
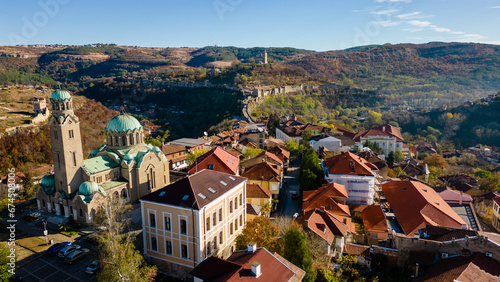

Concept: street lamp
[[43, 220, 49, 245]]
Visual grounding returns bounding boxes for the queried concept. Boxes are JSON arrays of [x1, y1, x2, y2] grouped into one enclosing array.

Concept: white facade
[[310, 136, 342, 152], [275, 128, 301, 144], [358, 136, 403, 157], [326, 175, 375, 205]]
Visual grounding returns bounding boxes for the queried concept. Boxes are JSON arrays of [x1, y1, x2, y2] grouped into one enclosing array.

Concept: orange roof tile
[[247, 184, 272, 199], [361, 204, 388, 233], [187, 147, 239, 175], [303, 209, 349, 244], [302, 183, 350, 216], [323, 151, 376, 176], [382, 180, 466, 236], [241, 162, 281, 182]]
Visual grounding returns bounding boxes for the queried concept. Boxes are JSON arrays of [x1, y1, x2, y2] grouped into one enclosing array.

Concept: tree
[[424, 154, 448, 169], [299, 129, 314, 147], [298, 149, 325, 191], [283, 229, 316, 282], [285, 139, 299, 156], [394, 149, 404, 162], [267, 113, 280, 137], [387, 151, 395, 163], [187, 148, 211, 166], [0, 244, 12, 281], [235, 217, 281, 253], [94, 197, 157, 281], [243, 147, 264, 159]]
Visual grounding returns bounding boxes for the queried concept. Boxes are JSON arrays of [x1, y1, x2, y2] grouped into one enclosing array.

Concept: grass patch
[[61, 230, 79, 237], [21, 214, 39, 223]]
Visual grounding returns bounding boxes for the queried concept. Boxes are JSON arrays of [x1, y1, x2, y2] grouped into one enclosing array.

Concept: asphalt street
[[276, 159, 301, 218]]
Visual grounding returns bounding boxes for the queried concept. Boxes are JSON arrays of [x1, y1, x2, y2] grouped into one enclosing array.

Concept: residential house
[[167, 138, 206, 153], [382, 180, 467, 236], [266, 137, 285, 150], [187, 147, 240, 175], [438, 174, 481, 196], [361, 204, 389, 245], [309, 135, 345, 153], [240, 151, 283, 171], [492, 197, 500, 232], [237, 137, 258, 152], [276, 120, 330, 144], [226, 148, 243, 160], [354, 124, 405, 157], [415, 254, 500, 282], [246, 184, 272, 220], [358, 151, 388, 179], [302, 182, 350, 218], [436, 187, 473, 205], [0, 172, 25, 194], [241, 162, 282, 199], [323, 152, 378, 205], [298, 208, 352, 259], [474, 191, 500, 221], [268, 146, 290, 165], [189, 244, 305, 282], [343, 243, 371, 268], [243, 126, 267, 149], [140, 170, 247, 276], [162, 145, 189, 170]]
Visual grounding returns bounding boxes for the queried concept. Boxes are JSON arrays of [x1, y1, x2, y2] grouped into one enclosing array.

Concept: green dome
[[78, 181, 100, 196], [41, 174, 55, 195], [50, 90, 72, 100], [152, 146, 161, 153], [105, 115, 143, 133]]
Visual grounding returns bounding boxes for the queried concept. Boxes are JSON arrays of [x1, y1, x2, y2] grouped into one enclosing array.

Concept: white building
[[309, 135, 344, 152], [354, 124, 404, 158]]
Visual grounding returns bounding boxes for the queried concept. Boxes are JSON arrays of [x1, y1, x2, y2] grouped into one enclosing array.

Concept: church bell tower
[[49, 90, 84, 195]]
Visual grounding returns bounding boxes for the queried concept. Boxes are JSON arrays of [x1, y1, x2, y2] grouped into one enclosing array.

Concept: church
[[36, 90, 170, 223]]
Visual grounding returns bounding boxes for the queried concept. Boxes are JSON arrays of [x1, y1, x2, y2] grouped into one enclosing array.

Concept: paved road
[[275, 159, 301, 218], [16, 252, 98, 282]]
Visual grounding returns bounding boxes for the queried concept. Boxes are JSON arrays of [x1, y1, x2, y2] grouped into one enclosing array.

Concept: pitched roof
[[273, 252, 306, 282], [82, 155, 119, 175], [302, 183, 350, 216], [187, 147, 240, 175], [323, 151, 377, 176], [140, 169, 246, 210], [253, 151, 283, 166], [382, 180, 466, 236], [421, 225, 478, 242], [278, 122, 330, 137], [268, 146, 290, 160], [167, 138, 206, 147], [195, 247, 297, 281], [161, 144, 186, 155], [343, 243, 370, 257], [361, 204, 388, 233], [354, 124, 404, 142], [301, 209, 349, 244], [241, 162, 281, 182], [416, 254, 500, 282], [247, 203, 263, 215], [247, 184, 272, 199]]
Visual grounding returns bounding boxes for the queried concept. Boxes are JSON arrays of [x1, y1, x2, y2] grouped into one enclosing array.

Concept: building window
[[149, 213, 156, 228], [42, 199, 45, 207], [72, 152, 77, 167], [219, 231, 223, 244], [219, 208, 222, 221], [151, 237, 157, 251], [206, 216, 210, 231], [235, 219, 238, 230], [239, 214, 243, 226], [181, 244, 188, 259], [54, 131, 58, 140], [207, 241, 211, 256], [239, 194, 242, 206], [166, 240, 172, 255], [69, 129, 74, 139], [165, 216, 171, 231], [114, 136, 119, 146], [79, 209, 83, 217], [372, 233, 378, 239], [180, 219, 187, 234], [57, 153, 61, 169], [230, 223, 233, 235], [208, 164, 214, 169], [213, 237, 217, 250], [234, 198, 238, 210], [230, 201, 233, 213], [121, 135, 126, 146], [213, 212, 216, 226]]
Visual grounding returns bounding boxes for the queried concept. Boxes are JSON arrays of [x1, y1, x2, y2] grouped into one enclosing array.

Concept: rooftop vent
[[182, 195, 189, 201], [251, 261, 262, 277], [248, 242, 257, 253], [198, 193, 206, 199], [208, 187, 216, 193], [159, 191, 166, 197], [229, 176, 236, 181], [220, 181, 227, 186]]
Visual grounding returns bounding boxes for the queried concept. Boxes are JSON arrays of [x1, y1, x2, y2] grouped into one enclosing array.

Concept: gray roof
[[167, 138, 206, 148]]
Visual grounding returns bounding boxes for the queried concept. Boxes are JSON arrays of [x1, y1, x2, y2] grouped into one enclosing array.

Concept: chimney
[[415, 263, 419, 278], [382, 126, 386, 132], [248, 242, 257, 253], [320, 206, 325, 212], [459, 191, 463, 205], [251, 261, 262, 277]]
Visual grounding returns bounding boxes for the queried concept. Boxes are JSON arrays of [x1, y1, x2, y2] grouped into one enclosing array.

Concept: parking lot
[[16, 252, 98, 282]]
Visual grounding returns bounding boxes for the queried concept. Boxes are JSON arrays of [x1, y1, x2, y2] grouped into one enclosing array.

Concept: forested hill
[[286, 42, 500, 104]]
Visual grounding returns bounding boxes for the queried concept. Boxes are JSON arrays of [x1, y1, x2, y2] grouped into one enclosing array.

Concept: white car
[[65, 248, 89, 264], [58, 244, 81, 258]]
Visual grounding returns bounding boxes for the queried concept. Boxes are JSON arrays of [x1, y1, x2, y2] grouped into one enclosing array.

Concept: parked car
[[86, 260, 100, 274], [291, 192, 298, 199], [47, 242, 71, 255], [65, 248, 89, 264], [58, 244, 81, 258]]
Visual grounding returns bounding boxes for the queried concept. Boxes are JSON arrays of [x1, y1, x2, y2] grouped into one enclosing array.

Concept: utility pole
[[43, 220, 49, 245]]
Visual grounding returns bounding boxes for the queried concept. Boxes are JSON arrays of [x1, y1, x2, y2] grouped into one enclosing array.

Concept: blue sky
[[1, 0, 499, 51]]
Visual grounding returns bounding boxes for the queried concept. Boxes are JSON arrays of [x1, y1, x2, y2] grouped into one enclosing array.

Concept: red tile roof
[[302, 183, 350, 216], [247, 184, 272, 199], [343, 243, 370, 257], [323, 151, 377, 176], [198, 247, 297, 281], [300, 209, 349, 244], [241, 162, 281, 182], [140, 169, 246, 210], [187, 147, 240, 175], [253, 151, 284, 166], [361, 204, 388, 233], [382, 180, 466, 236]]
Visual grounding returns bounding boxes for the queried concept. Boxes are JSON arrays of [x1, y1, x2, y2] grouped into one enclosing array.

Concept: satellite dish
[[204, 131, 208, 136]]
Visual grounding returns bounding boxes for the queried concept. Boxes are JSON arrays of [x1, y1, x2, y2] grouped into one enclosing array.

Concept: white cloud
[[374, 20, 401, 27], [431, 26, 451, 33], [489, 5, 500, 8], [396, 12, 434, 19], [403, 27, 424, 32], [407, 20, 432, 27], [371, 9, 400, 15], [458, 34, 486, 41]]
